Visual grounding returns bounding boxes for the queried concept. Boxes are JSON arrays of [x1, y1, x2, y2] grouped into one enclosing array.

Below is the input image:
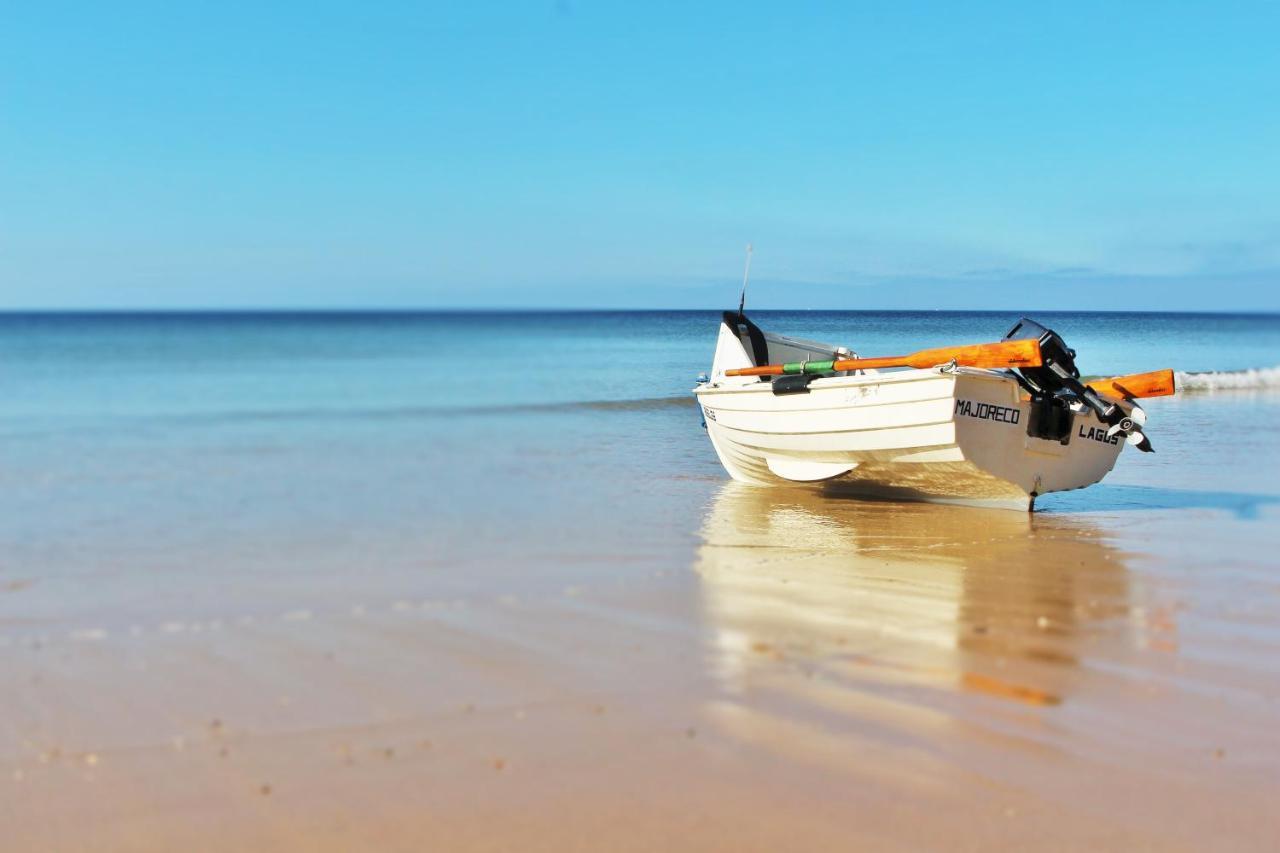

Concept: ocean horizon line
[[3, 306, 1280, 318]]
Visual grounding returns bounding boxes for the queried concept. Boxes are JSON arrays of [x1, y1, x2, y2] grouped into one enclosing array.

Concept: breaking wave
[[1176, 365, 1280, 393]]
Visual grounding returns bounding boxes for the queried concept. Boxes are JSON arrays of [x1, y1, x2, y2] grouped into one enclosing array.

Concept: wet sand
[[4, 480, 1279, 851]]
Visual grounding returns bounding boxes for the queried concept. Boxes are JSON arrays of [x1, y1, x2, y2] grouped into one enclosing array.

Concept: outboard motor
[[1004, 318, 1153, 452]]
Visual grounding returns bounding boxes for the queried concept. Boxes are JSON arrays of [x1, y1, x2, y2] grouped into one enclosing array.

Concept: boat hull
[[695, 368, 1125, 511]]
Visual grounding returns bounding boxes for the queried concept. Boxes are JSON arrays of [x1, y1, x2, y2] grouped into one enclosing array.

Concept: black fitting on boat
[[771, 374, 819, 395], [1026, 395, 1075, 444], [722, 310, 770, 369]]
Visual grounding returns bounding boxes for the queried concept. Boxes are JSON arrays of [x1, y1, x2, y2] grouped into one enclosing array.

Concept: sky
[[3, 1, 1279, 311]]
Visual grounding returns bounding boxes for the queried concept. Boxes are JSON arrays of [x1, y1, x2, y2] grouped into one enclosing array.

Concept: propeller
[[1106, 405, 1154, 452]]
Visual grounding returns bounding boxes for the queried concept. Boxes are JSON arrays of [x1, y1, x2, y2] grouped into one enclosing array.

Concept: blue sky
[[3, 1, 1279, 310]]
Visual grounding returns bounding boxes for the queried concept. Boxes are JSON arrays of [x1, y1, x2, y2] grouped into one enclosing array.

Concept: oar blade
[[904, 338, 1044, 370], [1089, 369, 1176, 400]]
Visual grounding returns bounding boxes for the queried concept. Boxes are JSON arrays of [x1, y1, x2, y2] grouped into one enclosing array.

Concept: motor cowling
[[1004, 318, 1154, 452]]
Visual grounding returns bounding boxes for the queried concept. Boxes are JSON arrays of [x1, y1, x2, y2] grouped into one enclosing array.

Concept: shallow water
[[1, 310, 1278, 849]]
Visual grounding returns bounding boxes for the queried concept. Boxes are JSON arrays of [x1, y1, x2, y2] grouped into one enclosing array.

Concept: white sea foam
[[1176, 365, 1280, 392]]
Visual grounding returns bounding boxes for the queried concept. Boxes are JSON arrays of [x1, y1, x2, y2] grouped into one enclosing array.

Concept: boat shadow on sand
[[691, 482, 1159, 761]]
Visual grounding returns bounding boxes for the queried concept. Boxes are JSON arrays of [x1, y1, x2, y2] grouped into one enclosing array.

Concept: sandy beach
[[5, 483, 1279, 850]]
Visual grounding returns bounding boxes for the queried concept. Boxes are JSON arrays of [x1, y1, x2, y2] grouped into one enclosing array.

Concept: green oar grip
[[781, 360, 836, 375]]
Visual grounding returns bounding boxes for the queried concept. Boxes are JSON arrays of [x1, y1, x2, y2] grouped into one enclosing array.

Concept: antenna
[[737, 243, 753, 318]]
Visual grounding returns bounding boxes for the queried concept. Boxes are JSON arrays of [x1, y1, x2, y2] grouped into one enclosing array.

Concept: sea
[[2, 309, 1279, 632]]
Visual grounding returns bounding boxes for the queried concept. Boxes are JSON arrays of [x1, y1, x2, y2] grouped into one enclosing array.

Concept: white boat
[[693, 312, 1169, 511]]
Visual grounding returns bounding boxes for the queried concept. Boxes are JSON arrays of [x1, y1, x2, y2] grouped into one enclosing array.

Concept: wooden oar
[[725, 338, 1043, 377], [1088, 369, 1176, 400]]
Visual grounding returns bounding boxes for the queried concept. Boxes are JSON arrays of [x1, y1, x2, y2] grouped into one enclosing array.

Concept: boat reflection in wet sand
[[693, 482, 1137, 750]]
